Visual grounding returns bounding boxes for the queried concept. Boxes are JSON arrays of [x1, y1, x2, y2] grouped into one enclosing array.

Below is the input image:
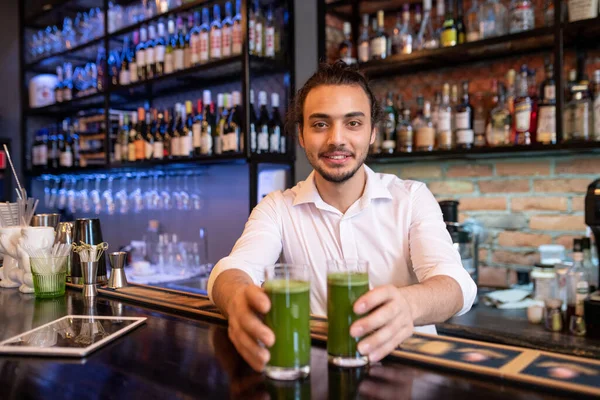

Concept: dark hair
[[287, 61, 383, 135]]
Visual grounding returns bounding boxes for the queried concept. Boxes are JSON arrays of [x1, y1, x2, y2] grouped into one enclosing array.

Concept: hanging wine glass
[[102, 175, 115, 215], [115, 174, 129, 215], [160, 173, 172, 211], [78, 176, 91, 213], [57, 178, 68, 211], [90, 175, 102, 215], [67, 177, 78, 214], [190, 173, 203, 211], [129, 174, 144, 213]]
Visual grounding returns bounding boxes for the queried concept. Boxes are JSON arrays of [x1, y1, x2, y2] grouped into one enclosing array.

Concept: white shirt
[[207, 165, 477, 334]]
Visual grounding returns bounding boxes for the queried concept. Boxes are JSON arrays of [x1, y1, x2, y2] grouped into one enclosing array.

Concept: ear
[[298, 125, 305, 149], [369, 126, 377, 145]]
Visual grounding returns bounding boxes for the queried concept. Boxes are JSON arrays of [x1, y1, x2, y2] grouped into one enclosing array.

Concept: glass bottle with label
[[120, 113, 129, 162], [136, 27, 147, 81], [265, 5, 275, 58], [537, 62, 556, 144], [162, 109, 172, 158], [164, 19, 175, 75], [171, 104, 181, 158], [144, 108, 155, 159], [55, 66, 64, 102], [567, 239, 589, 334], [96, 47, 107, 91], [128, 112, 137, 162], [270, 93, 283, 153], [225, 91, 242, 153], [399, 5, 413, 55], [382, 92, 398, 154], [569, 83, 592, 142], [222, 2, 233, 58], [193, 99, 203, 156], [437, 83, 453, 149], [412, 95, 425, 132], [593, 70, 600, 141], [339, 22, 354, 64], [174, 17, 185, 71], [189, 11, 201, 66], [182, 101, 194, 157], [250, 90, 258, 153], [396, 109, 414, 153], [473, 93, 487, 147], [254, 1, 264, 56], [201, 90, 214, 155], [146, 24, 157, 80], [135, 108, 146, 161], [416, 101, 435, 151], [257, 91, 270, 153], [392, 12, 403, 55], [514, 65, 532, 145], [210, 5, 222, 61], [154, 21, 166, 77], [487, 83, 512, 146], [416, 0, 439, 50], [479, 0, 508, 38], [198, 9, 210, 65], [509, 0, 535, 34], [213, 95, 224, 156], [232, 0, 242, 55], [358, 14, 370, 63], [456, 0, 466, 44], [441, 0, 457, 47], [455, 81, 473, 149], [371, 11, 389, 60], [153, 110, 164, 160], [465, 0, 480, 42]]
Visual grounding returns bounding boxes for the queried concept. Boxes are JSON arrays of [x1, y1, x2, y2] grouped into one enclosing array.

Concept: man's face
[[299, 84, 375, 184]]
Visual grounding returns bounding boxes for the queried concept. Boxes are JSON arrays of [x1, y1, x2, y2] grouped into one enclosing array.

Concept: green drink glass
[[30, 256, 69, 299], [327, 259, 370, 367], [264, 263, 311, 380]]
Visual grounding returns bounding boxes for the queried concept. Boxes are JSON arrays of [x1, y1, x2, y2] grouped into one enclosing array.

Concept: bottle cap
[[271, 93, 279, 108], [259, 91, 267, 106]]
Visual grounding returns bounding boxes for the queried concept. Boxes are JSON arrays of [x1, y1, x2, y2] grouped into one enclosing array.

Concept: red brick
[[478, 266, 509, 288], [446, 164, 493, 178], [533, 179, 589, 193], [497, 232, 552, 247], [495, 161, 551, 176], [571, 196, 585, 212], [511, 197, 568, 212], [529, 215, 587, 231], [555, 158, 600, 175], [555, 235, 579, 250], [492, 250, 540, 266], [479, 180, 530, 193], [398, 165, 443, 180], [479, 248, 489, 263], [459, 197, 507, 211], [428, 181, 475, 195]]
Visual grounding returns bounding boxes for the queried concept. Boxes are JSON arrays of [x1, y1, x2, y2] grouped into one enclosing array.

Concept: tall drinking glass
[[264, 263, 311, 380], [327, 259, 370, 367]]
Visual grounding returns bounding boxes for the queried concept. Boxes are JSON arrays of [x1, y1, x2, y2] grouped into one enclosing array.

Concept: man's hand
[[226, 284, 275, 372], [349, 285, 414, 363]]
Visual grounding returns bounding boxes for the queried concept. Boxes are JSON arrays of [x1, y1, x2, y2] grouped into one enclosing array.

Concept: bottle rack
[[318, 0, 600, 164], [20, 0, 296, 210]]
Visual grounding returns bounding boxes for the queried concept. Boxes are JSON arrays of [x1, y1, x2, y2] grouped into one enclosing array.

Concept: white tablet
[[0, 315, 147, 357]]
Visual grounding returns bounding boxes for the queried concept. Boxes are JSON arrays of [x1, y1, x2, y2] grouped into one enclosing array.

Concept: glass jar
[[531, 263, 557, 302]]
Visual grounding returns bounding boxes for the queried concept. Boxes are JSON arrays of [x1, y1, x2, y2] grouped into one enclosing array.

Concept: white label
[[223, 132, 237, 152], [222, 26, 232, 57], [255, 23, 263, 54], [510, 8, 535, 33], [371, 37, 385, 58], [38, 145, 47, 165], [537, 105, 556, 142], [155, 45, 165, 62], [232, 24, 242, 55], [358, 43, 369, 63], [190, 35, 200, 64], [574, 102, 590, 138], [211, 30, 222, 59], [193, 123, 202, 148], [280, 135, 286, 154], [130, 62, 138, 82], [594, 96, 600, 137], [455, 112, 470, 130], [201, 133, 212, 155], [136, 49, 145, 66], [153, 141, 164, 159], [457, 129, 474, 144], [250, 124, 257, 152], [200, 32, 209, 63], [60, 151, 72, 167], [249, 20, 255, 53], [119, 68, 130, 86], [416, 126, 435, 148], [474, 119, 486, 134], [516, 106, 531, 131], [180, 135, 192, 156], [171, 136, 180, 156], [146, 47, 155, 66], [438, 110, 451, 131], [145, 141, 153, 159], [265, 27, 275, 57], [258, 126, 269, 151], [174, 50, 184, 70], [164, 53, 174, 74], [544, 85, 556, 101], [270, 127, 281, 152]]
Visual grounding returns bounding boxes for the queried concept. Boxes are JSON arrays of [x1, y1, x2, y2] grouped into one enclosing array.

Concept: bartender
[[208, 61, 477, 372]]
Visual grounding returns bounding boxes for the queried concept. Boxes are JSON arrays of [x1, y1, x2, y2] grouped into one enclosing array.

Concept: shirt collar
[[292, 165, 393, 208]]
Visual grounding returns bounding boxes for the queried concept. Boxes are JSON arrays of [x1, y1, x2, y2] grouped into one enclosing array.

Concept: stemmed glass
[[160, 174, 172, 211], [179, 174, 191, 211], [144, 173, 160, 211], [102, 175, 115, 215], [67, 177, 78, 214], [90, 175, 102, 215], [173, 174, 183, 210], [57, 178, 68, 210], [78, 176, 91, 213], [115, 175, 129, 215], [49, 177, 60, 210], [129, 174, 144, 214], [190, 173, 203, 211]]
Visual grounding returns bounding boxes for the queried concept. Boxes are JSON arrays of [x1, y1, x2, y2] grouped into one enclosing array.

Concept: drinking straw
[[3, 145, 23, 200]]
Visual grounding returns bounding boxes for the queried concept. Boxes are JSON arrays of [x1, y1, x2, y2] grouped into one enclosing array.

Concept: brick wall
[[370, 155, 599, 288]]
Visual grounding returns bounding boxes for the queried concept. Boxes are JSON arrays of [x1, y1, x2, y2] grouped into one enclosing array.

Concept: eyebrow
[[308, 112, 366, 119]]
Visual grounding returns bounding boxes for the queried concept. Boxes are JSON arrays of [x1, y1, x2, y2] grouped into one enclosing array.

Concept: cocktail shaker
[[71, 218, 107, 285]]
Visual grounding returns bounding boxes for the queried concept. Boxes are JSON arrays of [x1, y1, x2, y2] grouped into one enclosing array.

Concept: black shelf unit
[[318, 1, 600, 164], [20, 0, 296, 212]]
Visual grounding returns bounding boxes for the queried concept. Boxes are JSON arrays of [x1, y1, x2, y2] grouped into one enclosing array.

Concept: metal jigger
[[108, 252, 128, 289], [81, 261, 99, 297]]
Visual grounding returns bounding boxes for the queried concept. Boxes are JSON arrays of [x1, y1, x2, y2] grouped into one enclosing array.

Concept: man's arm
[[398, 275, 463, 325]]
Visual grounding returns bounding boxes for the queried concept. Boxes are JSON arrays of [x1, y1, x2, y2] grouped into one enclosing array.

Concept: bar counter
[[0, 287, 594, 399]]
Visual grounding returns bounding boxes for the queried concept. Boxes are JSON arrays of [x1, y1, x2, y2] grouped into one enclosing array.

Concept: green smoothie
[[327, 272, 369, 358], [264, 279, 311, 369]]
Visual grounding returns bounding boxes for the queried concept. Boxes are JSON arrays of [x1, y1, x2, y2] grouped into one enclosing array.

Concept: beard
[[306, 145, 369, 184]]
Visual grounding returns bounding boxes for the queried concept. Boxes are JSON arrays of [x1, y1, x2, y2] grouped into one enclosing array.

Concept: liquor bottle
[[55, 66, 64, 103], [145, 24, 157, 79], [165, 17, 175, 74], [135, 108, 147, 161], [181, 101, 194, 157], [119, 113, 129, 162], [184, 15, 193, 69], [456, 0, 466, 44], [59, 120, 73, 168], [593, 70, 600, 141], [225, 91, 242, 152], [399, 5, 413, 55], [269, 93, 282, 153], [358, 14, 370, 63], [437, 83, 453, 149], [174, 17, 185, 71], [189, 12, 201, 66], [514, 65, 532, 145], [163, 109, 172, 158], [199, 8, 210, 64], [144, 108, 154, 159], [249, 0, 256, 55], [506, 68, 516, 142], [566, 239, 590, 332], [128, 111, 137, 162], [416, 0, 439, 50], [265, 5, 275, 58], [473, 93, 487, 147], [254, 1, 264, 56], [465, 0, 480, 42], [130, 32, 139, 83], [153, 110, 164, 160], [537, 62, 556, 144], [431, 91, 441, 131], [250, 89, 258, 153], [414, 5, 423, 35], [416, 101, 436, 152], [397, 109, 414, 153], [96, 47, 107, 91], [371, 11, 388, 60], [435, 0, 446, 38], [222, 1, 233, 58], [63, 63, 73, 101], [193, 99, 203, 156], [455, 81, 474, 149], [155, 20, 166, 76], [201, 90, 214, 155], [567, 80, 592, 142], [392, 13, 403, 55], [487, 83, 512, 146], [480, 0, 508, 38], [582, 237, 598, 293], [509, 0, 535, 34], [214, 94, 226, 155], [527, 68, 539, 141], [339, 22, 354, 64], [211, 5, 223, 61], [382, 92, 398, 154], [119, 37, 131, 86], [39, 129, 49, 167], [136, 26, 147, 81], [232, 0, 242, 55], [257, 91, 270, 153], [441, 0, 457, 47], [412, 95, 425, 132], [171, 104, 182, 157], [115, 114, 123, 162]]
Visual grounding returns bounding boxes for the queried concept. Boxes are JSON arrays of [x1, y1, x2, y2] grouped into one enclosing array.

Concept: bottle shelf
[[366, 142, 600, 164], [25, 92, 105, 117], [25, 36, 105, 71]]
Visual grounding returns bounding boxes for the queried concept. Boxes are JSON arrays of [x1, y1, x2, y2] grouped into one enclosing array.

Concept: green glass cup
[[327, 259, 370, 367], [264, 263, 311, 380], [30, 256, 69, 299]]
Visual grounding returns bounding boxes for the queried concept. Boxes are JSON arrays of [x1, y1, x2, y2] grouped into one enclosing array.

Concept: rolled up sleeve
[[408, 183, 477, 316], [207, 193, 284, 302]]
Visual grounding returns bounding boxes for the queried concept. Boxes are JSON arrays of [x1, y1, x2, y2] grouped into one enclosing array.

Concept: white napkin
[[483, 289, 537, 309]]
